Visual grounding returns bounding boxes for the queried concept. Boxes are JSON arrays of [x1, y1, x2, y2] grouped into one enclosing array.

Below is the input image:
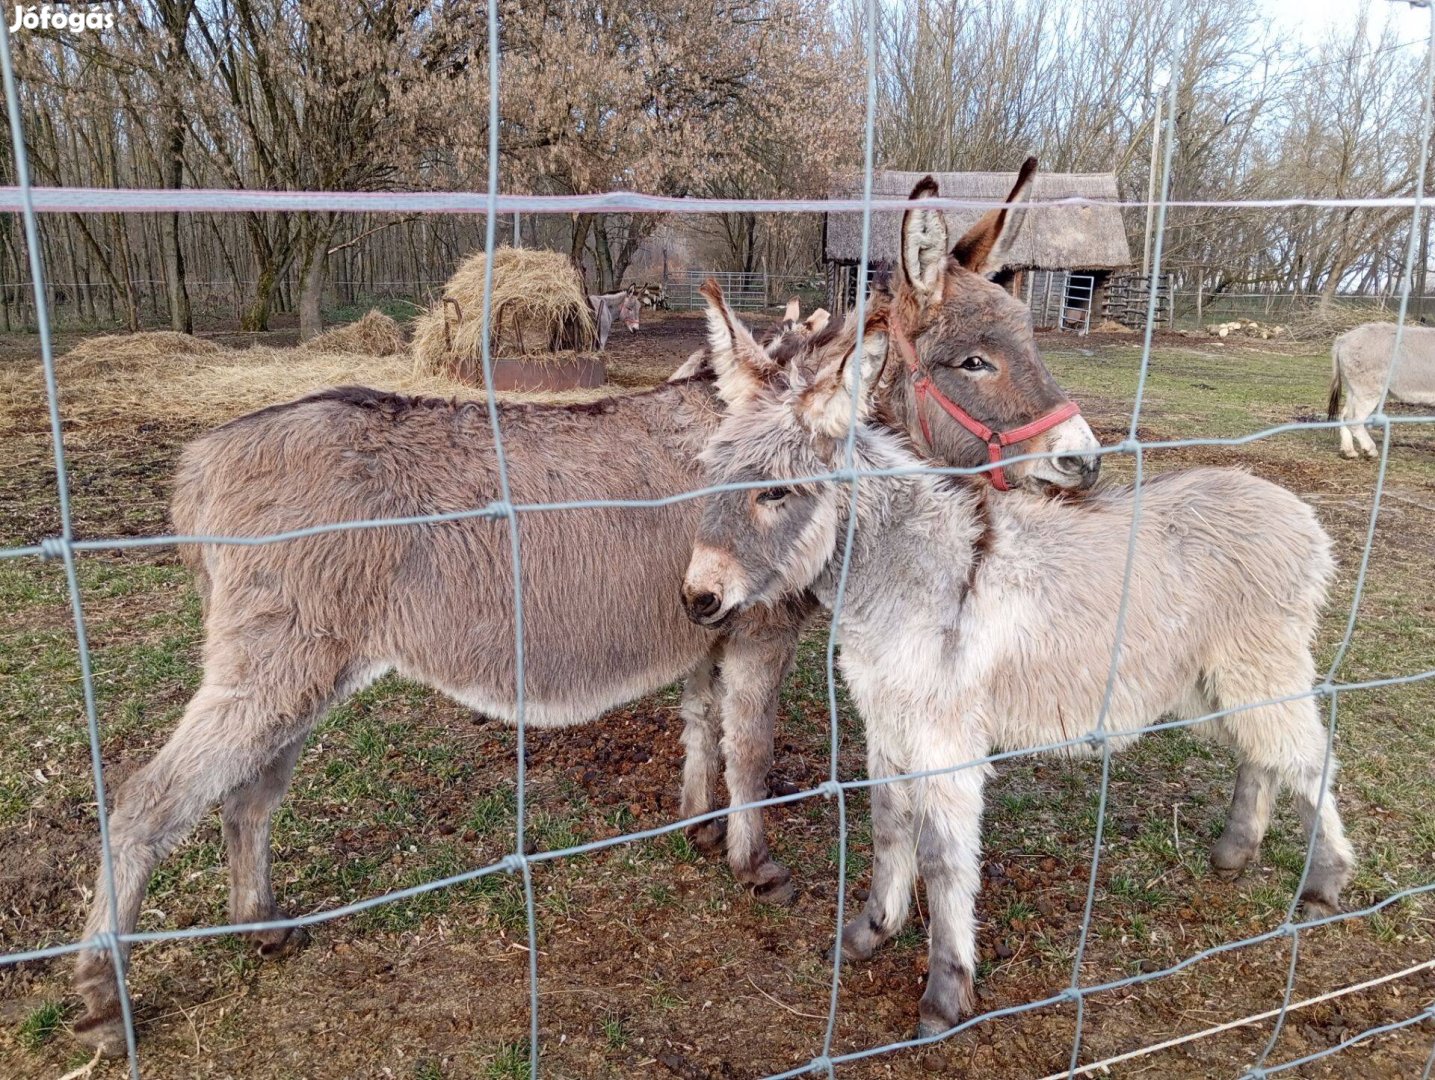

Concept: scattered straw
[[62, 331, 222, 373], [0, 339, 634, 437], [411, 246, 596, 380], [300, 309, 405, 356]]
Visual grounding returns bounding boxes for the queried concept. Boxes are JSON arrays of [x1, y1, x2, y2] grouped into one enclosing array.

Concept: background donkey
[[588, 288, 642, 350], [668, 295, 830, 382], [682, 281, 1354, 1037], [1327, 320, 1435, 458], [71, 166, 1099, 1056]]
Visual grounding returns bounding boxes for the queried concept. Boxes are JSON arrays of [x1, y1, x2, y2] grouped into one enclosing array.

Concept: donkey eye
[[756, 486, 791, 504], [959, 355, 989, 371]]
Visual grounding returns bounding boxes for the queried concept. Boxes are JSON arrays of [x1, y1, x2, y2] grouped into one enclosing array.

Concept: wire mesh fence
[[3, 2, 1435, 1077]]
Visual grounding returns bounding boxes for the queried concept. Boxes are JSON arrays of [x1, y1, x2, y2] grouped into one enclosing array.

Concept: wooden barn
[[824, 170, 1134, 332]]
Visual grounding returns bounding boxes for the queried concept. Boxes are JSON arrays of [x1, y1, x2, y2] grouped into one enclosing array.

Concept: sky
[[1262, 0, 1429, 49]]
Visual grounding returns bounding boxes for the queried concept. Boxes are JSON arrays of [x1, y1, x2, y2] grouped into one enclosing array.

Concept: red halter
[[890, 319, 1080, 492]]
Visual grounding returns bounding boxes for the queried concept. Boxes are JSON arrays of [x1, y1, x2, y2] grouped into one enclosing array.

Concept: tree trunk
[[569, 214, 593, 285], [244, 264, 279, 331], [296, 214, 334, 341], [160, 124, 191, 332], [240, 214, 292, 331], [594, 216, 615, 292]]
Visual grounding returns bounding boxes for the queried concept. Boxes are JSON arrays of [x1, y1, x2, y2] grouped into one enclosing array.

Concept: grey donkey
[[682, 275, 1355, 1037], [589, 288, 641, 350], [72, 163, 1100, 1054], [1326, 320, 1435, 458]]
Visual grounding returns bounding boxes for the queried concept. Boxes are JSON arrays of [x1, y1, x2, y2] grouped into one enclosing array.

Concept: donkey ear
[[700, 277, 778, 407], [952, 156, 1036, 275], [782, 297, 800, 330], [796, 310, 888, 436], [901, 175, 948, 301], [803, 307, 830, 336]]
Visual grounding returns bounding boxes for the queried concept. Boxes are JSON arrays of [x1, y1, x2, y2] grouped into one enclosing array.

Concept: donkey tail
[[1326, 341, 1344, 421]]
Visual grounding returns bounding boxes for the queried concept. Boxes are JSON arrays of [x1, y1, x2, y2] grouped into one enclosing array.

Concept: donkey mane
[[217, 374, 720, 434]]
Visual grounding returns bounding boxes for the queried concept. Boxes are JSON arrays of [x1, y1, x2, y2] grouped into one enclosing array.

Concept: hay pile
[[300, 309, 405, 356], [1284, 302, 1397, 342], [63, 331, 221, 372], [411, 247, 596, 380]]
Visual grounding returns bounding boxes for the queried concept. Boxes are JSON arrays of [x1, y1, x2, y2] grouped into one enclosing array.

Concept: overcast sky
[[1263, 0, 1429, 48]]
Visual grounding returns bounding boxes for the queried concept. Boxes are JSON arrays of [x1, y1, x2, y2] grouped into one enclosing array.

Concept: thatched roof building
[[824, 170, 1134, 328], [824, 170, 1132, 270]]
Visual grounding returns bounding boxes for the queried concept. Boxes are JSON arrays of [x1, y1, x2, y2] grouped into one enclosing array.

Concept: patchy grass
[[15, 1001, 64, 1049]]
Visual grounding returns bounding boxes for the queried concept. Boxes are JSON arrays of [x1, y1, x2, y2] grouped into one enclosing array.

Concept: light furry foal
[[71, 165, 1101, 1055], [682, 284, 1356, 1037]]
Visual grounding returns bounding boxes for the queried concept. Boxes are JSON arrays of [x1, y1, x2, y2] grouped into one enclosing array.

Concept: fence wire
[[3, 3, 1435, 1078]]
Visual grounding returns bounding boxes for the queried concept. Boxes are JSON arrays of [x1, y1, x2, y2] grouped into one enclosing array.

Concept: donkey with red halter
[[70, 164, 1099, 1056], [681, 276, 1353, 1037]]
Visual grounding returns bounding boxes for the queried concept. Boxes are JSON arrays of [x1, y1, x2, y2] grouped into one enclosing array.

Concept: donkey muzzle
[[1055, 453, 1100, 489], [682, 585, 725, 625]]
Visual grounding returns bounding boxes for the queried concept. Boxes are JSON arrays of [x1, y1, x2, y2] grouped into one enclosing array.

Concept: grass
[[16, 1002, 64, 1049], [324, 295, 424, 327], [480, 1043, 530, 1080]]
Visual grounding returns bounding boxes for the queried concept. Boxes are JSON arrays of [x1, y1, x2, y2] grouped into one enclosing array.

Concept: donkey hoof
[[1298, 890, 1342, 920], [750, 863, 795, 906], [825, 936, 874, 965], [256, 921, 309, 959], [686, 818, 727, 855], [1208, 838, 1257, 880], [914, 1018, 949, 1041], [73, 1008, 129, 1058]]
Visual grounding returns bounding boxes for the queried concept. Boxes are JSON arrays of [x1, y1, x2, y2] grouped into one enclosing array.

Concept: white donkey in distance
[[1327, 320, 1435, 458]]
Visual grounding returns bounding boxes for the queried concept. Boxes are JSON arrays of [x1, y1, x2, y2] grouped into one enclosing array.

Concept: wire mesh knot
[[39, 536, 68, 561], [816, 780, 843, 800], [1116, 438, 1141, 455], [92, 930, 120, 954], [487, 500, 516, 521], [498, 853, 528, 875], [1057, 986, 1083, 1005], [806, 1055, 834, 1076]]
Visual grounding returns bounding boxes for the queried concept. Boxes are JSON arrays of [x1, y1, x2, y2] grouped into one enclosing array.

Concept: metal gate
[[664, 270, 768, 311], [1058, 273, 1096, 335]]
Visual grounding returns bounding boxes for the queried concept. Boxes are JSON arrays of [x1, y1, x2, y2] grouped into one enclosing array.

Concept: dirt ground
[[1, 312, 1434, 1079]]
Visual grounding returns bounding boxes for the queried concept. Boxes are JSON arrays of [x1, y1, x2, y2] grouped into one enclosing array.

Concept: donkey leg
[[913, 763, 989, 1039], [1338, 419, 1358, 459], [74, 639, 352, 1055], [1350, 396, 1382, 458], [837, 761, 916, 962], [222, 731, 313, 957], [1210, 763, 1277, 878], [1217, 696, 1355, 917], [677, 653, 725, 853], [716, 632, 798, 904]]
